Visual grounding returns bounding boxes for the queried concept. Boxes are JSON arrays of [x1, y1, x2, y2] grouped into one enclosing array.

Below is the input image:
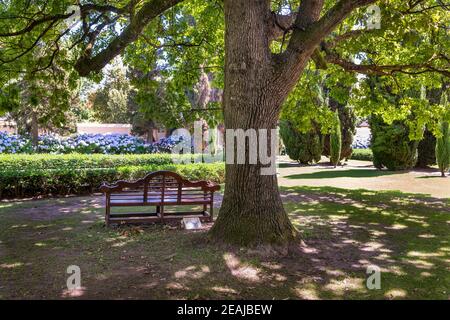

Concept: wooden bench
[[99, 171, 220, 226]]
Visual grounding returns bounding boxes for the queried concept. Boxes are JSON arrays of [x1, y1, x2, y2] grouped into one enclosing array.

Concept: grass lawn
[[0, 186, 449, 299]]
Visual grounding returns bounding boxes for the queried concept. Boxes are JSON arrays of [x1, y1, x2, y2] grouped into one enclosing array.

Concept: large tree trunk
[[209, 0, 297, 246]]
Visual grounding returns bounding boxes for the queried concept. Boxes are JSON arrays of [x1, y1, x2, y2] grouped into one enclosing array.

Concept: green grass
[[285, 168, 398, 179], [0, 186, 448, 299]]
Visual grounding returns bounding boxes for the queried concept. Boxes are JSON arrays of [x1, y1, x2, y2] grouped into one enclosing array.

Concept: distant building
[[0, 117, 16, 134], [76, 123, 132, 135]]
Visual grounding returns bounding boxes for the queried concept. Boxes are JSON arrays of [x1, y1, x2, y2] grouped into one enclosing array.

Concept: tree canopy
[[1, 1, 448, 131]]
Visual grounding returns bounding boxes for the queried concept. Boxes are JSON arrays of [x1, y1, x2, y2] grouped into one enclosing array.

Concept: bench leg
[[209, 192, 214, 222], [160, 205, 165, 223], [105, 196, 111, 227]]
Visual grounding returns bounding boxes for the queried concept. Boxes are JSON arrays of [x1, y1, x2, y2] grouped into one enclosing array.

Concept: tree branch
[[0, 12, 72, 37], [284, 0, 376, 58], [324, 51, 450, 77], [267, 11, 296, 41], [400, 1, 450, 14], [74, 0, 184, 76], [272, 0, 377, 97]]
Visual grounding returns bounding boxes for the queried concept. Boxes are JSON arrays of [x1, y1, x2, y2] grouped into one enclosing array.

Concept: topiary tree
[[279, 120, 322, 165], [416, 129, 436, 168], [370, 116, 419, 171], [323, 103, 356, 161], [330, 110, 342, 167], [435, 93, 450, 177], [436, 121, 450, 177]]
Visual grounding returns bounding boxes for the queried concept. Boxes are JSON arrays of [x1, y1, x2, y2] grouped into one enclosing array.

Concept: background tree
[[435, 93, 450, 177], [5, 53, 79, 144], [322, 102, 356, 161], [1, 0, 449, 245], [416, 85, 450, 168], [416, 129, 436, 168], [436, 120, 450, 177], [279, 119, 323, 164], [329, 110, 342, 167], [90, 62, 133, 123], [370, 115, 419, 170]]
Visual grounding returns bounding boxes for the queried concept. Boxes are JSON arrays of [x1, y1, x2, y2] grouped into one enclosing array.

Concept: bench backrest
[[99, 171, 220, 203]]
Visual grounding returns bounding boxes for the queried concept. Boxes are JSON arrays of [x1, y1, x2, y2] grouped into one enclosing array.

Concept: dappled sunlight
[[34, 242, 47, 247], [10, 224, 29, 229], [0, 188, 448, 299], [402, 258, 435, 269], [407, 251, 445, 258], [111, 239, 135, 247], [385, 223, 408, 230], [174, 265, 210, 279], [223, 252, 261, 282], [418, 233, 436, 238], [386, 265, 407, 276], [166, 282, 189, 291], [279, 185, 449, 299], [61, 287, 86, 298], [211, 286, 238, 295], [323, 277, 366, 296], [384, 289, 407, 299], [0, 203, 17, 209], [0, 262, 23, 269], [294, 285, 320, 300], [34, 223, 54, 229]]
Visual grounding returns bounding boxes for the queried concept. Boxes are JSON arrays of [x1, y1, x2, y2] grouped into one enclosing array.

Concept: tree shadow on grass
[[416, 175, 448, 179], [285, 169, 400, 179], [0, 188, 449, 299]]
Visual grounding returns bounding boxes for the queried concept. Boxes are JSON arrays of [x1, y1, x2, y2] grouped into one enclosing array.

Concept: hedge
[[349, 149, 373, 161], [0, 153, 209, 170], [0, 154, 224, 198]]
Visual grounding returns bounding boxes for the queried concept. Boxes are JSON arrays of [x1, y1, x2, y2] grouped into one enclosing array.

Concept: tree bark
[[209, 0, 297, 246], [30, 111, 39, 147]]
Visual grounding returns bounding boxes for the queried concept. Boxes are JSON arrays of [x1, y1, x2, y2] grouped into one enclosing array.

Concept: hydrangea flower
[[0, 132, 185, 154]]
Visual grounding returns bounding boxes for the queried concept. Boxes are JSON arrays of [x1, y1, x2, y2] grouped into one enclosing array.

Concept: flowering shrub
[[0, 132, 185, 154], [37, 134, 64, 153], [0, 131, 31, 153], [151, 135, 185, 153], [60, 133, 150, 154]]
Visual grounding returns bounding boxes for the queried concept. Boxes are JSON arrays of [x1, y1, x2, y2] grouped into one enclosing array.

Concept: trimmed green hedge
[[350, 149, 373, 161], [0, 154, 224, 198], [0, 153, 211, 170]]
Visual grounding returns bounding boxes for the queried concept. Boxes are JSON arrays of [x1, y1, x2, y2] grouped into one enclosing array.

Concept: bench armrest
[[205, 181, 221, 192]]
